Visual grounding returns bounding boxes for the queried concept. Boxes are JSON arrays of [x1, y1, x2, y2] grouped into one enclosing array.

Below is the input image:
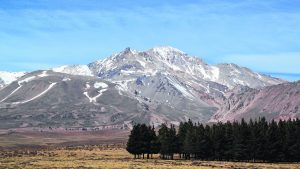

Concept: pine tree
[[211, 123, 226, 160], [126, 124, 160, 159], [293, 119, 300, 162], [224, 121, 234, 161], [183, 125, 197, 159], [195, 124, 206, 159], [139, 124, 148, 159], [232, 121, 243, 161], [127, 118, 300, 162], [126, 124, 142, 158], [277, 120, 287, 161], [256, 117, 268, 162], [248, 119, 259, 162], [158, 123, 170, 159], [149, 126, 160, 158], [266, 120, 281, 162], [240, 118, 251, 161], [177, 120, 193, 159], [168, 124, 178, 159], [288, 119, 300, 162], [203, 125, 213, 160]]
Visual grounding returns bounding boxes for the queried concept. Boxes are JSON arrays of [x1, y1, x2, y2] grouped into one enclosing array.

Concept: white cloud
[[1, 1, 300, 74]]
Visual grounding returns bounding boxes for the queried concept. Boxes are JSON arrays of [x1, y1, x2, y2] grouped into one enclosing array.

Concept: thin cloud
[[0, 0, 299, 82]]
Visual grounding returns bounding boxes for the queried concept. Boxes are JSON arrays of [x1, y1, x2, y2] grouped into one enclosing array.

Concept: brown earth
[[0, 128, 129, 150]]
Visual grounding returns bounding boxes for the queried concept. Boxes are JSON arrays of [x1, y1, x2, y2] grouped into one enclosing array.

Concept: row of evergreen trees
[[126, 124, 160, 159], [126, 118, 300, 162]]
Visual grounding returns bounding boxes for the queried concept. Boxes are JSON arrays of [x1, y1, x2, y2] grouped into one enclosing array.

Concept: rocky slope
[[0, 70, 216, 129], [56, 46, 284, 108], [0, 46, 288, 128], [210, 81, 300, 122], [87, 46, 283, 89]]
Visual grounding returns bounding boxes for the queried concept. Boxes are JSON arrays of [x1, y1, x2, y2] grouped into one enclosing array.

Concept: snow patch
[[167, 77, 194, 99], [150, 46, 185, 55], [230, 64, 241, 75], [210, 66, 220, 81], [137, 60, 146, 67], [198, 83, 210, 94], [160, 58, 182, 71], [256, 73, 263, 80], [120, 70, 136, 75], [38, 71, 48, 77], [0, 71, 25, 85], [113, 79, 135, 91], [94, 82, 108, 89], [232, 78, 249, 87], [53, 65, 93, 76], [0, 84, 23, 102], [12, 82, 57, 104], [86, 83, 91, 89], [115, 86, 124, 95], [62, 77, 71, 81], [52, 65, 67, 72], [18, 76, 36, 84], [198, 66, 210, 79], [103, 59, 114, 70], [83, 89, 107, 103]]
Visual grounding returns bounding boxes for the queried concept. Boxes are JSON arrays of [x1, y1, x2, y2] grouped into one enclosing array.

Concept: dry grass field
[[0, 129, 129, 148], [0, 129, 299, 169], [0, 145, 299, 169]]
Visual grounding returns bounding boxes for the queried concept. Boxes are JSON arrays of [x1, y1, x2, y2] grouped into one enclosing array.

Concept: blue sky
[[0, 0, 300, 81]]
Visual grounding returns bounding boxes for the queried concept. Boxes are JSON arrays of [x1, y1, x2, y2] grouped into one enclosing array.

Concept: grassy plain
[[0, 129, 129, 148], [0, 129, 299, 169], [0, 145, 300, 169]]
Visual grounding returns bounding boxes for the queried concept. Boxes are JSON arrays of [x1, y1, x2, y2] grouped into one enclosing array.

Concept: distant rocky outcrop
[[210, 81, 300, 122]]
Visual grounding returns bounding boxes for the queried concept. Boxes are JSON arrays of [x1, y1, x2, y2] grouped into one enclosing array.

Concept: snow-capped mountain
[[0, 46, 289, 129], [87, 47, 230, 108], [66, 46, 283, 90], [0, 71, 26, 88], [0, 70, 217, 128], [1, 46, 284, 92], [86, 46, 283, 107], [52, 65, 93, 76]]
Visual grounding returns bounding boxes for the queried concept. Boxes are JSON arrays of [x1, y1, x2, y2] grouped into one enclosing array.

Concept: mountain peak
[[52, 65, 93, 76], [148, 46, 185, 55], [119, 47, 138, 55]]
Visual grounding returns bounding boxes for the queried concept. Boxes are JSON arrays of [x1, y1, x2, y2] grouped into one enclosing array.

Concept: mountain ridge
[[0, 46, 285, 89], [210, 81, 300, 122], [63, 46, 284, 89], [0, 46, 294, 129]]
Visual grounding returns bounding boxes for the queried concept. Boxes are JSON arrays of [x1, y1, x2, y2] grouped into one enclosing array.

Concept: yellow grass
[[0, 146, 299, 169]]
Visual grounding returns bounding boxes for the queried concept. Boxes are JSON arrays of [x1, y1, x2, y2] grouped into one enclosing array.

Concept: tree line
[[126, 118, 300, 162]]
